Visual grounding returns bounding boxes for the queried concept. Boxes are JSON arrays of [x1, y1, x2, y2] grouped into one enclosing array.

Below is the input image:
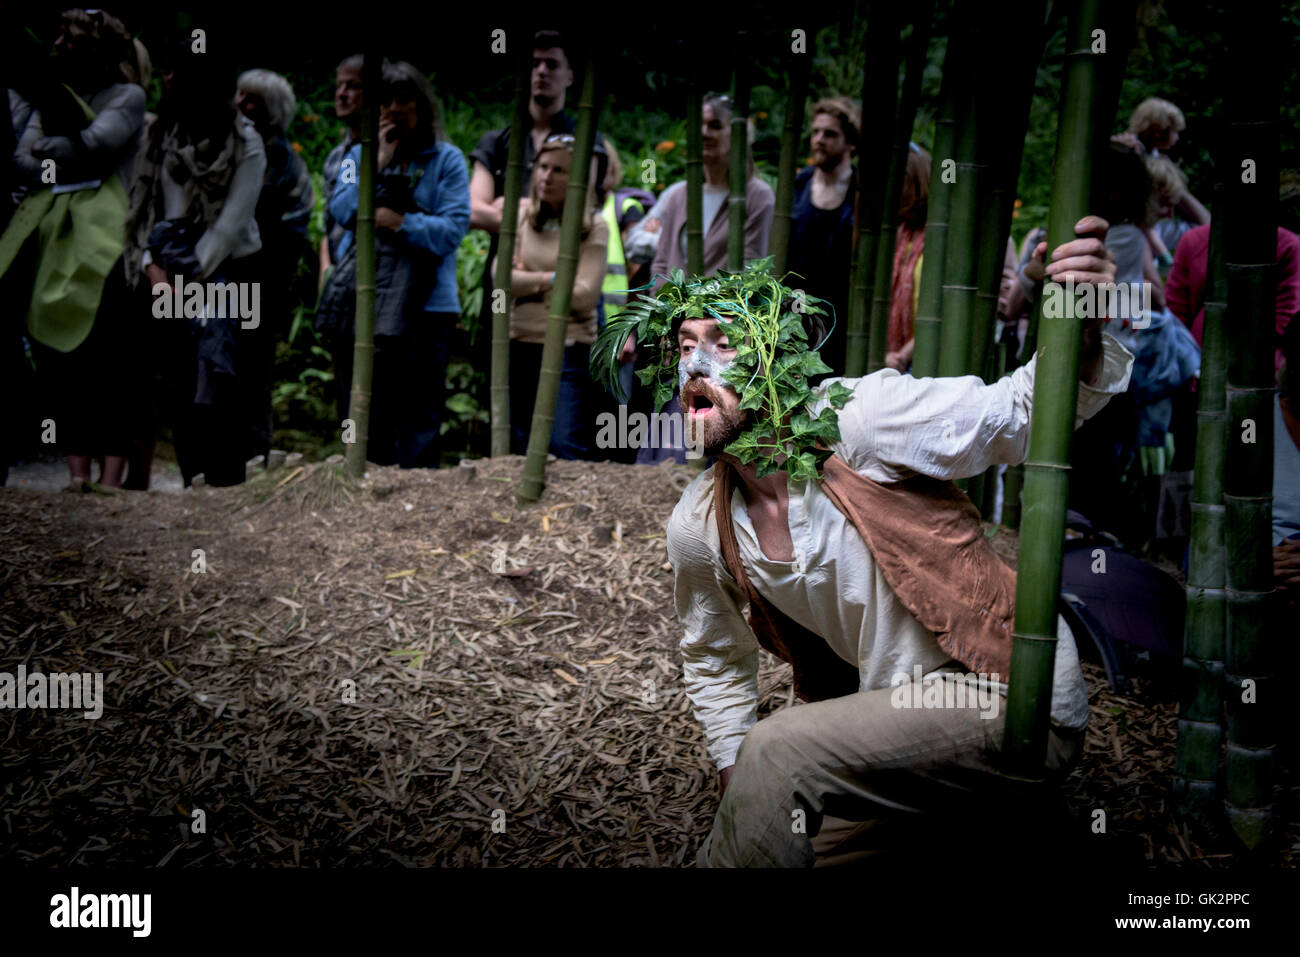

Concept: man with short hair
[[468, 31, 580, 234], [787, 97, 859, 375], [321, 54, 363, 278], [599, 220, 1134, 867]]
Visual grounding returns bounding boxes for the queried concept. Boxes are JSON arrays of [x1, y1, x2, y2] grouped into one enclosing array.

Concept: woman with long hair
[[495, 133, 608, 459], [648, 93, 775, 282], [884, 144, 930, 371], [325, 60, 470, 468], [123, 36, 266, 488], [2, 8, 145, 489]]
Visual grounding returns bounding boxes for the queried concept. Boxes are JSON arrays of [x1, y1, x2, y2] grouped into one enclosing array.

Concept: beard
[[813, 148, 844, 172], [532, 92, 555, 109], [682, 378, 749, 456]]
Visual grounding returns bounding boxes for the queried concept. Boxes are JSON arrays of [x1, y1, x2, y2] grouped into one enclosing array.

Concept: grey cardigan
[[649, 175, 775, 284], [11, 83, 145, 189]]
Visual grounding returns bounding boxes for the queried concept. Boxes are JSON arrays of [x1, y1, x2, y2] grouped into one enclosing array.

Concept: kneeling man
[[594, 218, 1134, 867]]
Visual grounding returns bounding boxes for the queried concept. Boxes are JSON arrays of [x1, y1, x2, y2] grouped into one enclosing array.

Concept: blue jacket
[[329, 140, 470, 316]]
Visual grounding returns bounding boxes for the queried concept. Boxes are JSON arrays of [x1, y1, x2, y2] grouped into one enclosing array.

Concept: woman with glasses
[[495, 133, 608, 459]]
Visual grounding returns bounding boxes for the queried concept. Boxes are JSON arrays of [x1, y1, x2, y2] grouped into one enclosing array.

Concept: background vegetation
[[17, 1, 1300, 463]]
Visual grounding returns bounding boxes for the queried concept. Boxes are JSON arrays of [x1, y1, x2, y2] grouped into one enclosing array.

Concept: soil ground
[[1, 456, 1294, 866]]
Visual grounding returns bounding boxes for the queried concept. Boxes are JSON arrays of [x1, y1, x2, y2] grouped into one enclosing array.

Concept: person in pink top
[[1165, 223, 1299, 373]]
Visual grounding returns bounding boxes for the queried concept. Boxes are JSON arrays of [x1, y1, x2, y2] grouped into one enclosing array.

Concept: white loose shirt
[[666, 334, 1135, 771]]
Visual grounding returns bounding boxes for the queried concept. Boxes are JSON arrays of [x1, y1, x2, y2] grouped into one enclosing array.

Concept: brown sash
[[713, 455, 1017, 701]]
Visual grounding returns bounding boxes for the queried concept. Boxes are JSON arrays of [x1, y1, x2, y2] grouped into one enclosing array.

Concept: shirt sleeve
[[467, 128, 502, 185], [1164, 229, 1204, 327], [827, 333, 1135, 482], [744, 182, 775, 262], [666, 481, 760, 772], [397, 147, 471, 259], [194, 123, 267, 278], [570, 217, 609, 313], [78, 84, 145, 158]]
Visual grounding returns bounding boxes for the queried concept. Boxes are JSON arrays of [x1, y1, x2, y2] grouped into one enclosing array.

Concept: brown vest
[[713, 455, 1017, 702]]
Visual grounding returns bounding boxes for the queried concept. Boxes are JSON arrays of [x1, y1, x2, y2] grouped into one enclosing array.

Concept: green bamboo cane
[[1002, 0, 1103, 776], [935, 67, 981, 380], [518, 56, 600, 504], [770, 44, 812, 276], [727, 48, 751, 273], [1173, 183, 1227, 831], [866, 4, 933, 374], [490, 45, 532, 458], [686, 71, 704, 278], [968, 1, 1047, 517], [909, 34, 958, 379], [344, 47, 382, 479], [1222, 3, 1279, 846], [846, 2, 900, 376]]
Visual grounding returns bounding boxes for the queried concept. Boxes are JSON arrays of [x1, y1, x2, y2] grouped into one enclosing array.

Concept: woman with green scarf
[[1, 8, 144, 489]]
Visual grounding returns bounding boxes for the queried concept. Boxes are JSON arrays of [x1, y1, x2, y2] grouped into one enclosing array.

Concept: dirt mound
[[0, 457, 1290, 865]]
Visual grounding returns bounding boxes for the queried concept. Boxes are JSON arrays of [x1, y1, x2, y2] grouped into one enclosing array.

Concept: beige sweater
[[493, 200, 609, 345]]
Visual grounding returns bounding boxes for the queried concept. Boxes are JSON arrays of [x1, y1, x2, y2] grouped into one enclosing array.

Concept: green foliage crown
[[590, 258, 854, 482]]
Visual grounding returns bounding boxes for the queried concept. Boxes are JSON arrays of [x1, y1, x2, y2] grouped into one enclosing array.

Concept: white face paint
[[678, 340, 736, 394]]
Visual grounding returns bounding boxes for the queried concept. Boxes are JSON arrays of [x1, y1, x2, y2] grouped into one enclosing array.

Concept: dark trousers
[[508, 339, 594, 460], [332, 313, 452, 468]]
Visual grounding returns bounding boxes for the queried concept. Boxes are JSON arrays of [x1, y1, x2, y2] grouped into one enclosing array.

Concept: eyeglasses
[[542, 134, 575, 147]]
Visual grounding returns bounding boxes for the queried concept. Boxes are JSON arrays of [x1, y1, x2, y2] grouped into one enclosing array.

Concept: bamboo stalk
[[909, 34, 958, 379], [1222, 0, 1279, 847], [866, 5, 933, 374], [968, 1, 1047, 517], [770, 45, 812, 275], [727, 46, 751, 273], [935, 50, 981, 380], [846, 2, 900, 376], [344, 47, 382, 479], [518, 55, 600, 504], [490, 45, 532, 458], [1173, 184, 1227, 830], [686, 75, 704, 277], [1002, 0, 1103, 776]]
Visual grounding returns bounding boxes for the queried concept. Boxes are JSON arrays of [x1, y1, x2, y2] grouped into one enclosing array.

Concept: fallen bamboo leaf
[[554, 669, 580, 686], [385, 569, 416, 580]]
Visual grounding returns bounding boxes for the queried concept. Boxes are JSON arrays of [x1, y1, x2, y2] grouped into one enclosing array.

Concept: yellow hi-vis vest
[[601, 191, 646, 316]]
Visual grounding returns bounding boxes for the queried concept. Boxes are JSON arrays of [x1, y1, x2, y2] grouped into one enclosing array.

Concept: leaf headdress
[[590, 258, 854, 482]]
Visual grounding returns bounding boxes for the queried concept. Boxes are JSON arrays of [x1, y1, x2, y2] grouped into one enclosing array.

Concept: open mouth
[[687, 392, 716, 417]]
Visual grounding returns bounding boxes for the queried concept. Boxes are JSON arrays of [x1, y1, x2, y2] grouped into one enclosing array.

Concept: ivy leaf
[[800, 351, 833, 376], [826, 381, 855, 408]]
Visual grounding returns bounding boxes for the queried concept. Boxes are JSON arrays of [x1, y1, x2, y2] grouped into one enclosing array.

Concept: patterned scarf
[[887, 223, 925, 355], [123, 115, 249, 287]]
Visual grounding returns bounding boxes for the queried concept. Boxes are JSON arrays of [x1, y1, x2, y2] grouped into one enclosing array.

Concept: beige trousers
[[697, 674, 1084, 868]]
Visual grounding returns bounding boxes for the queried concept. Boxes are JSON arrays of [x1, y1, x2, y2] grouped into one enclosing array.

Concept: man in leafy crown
[[592, 217, 1135, 867]]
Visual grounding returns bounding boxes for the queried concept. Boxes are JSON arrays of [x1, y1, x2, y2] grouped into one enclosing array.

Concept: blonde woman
[[496, 133, 608, 458]]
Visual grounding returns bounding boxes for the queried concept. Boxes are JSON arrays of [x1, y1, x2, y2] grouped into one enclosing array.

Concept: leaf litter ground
[[1, 457, 1293, 866]]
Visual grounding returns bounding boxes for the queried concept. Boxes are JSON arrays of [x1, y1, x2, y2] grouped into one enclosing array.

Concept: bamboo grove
[[321, 6, 1289, 850]]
